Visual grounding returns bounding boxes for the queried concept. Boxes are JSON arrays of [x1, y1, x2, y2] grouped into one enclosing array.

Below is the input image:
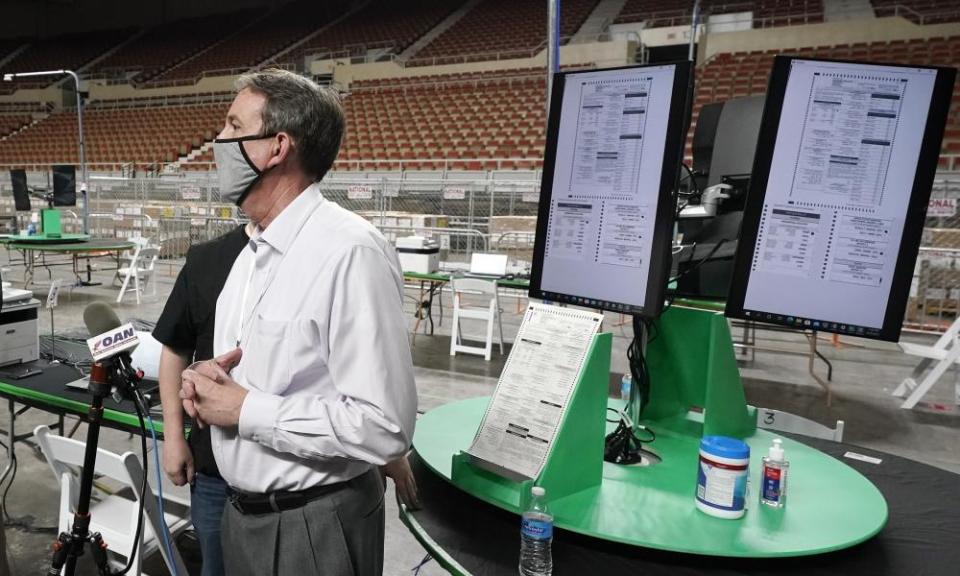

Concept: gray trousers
[[221, 469, 385, 576]]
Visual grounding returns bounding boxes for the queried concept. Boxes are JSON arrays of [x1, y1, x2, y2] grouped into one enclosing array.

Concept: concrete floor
[[0, 254, 957, 574]]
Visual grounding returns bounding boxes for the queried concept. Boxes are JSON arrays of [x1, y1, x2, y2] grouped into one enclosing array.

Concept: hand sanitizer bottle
[[761, 438, 789, 508], [28, 211, 39, 235]]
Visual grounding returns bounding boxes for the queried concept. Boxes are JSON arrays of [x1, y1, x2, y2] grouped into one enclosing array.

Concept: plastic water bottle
[[519, 486, 553, 576], [620, 374, 632, 403]]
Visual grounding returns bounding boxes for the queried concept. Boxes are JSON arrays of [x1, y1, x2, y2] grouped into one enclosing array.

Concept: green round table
[[414, 396, 888, 558]]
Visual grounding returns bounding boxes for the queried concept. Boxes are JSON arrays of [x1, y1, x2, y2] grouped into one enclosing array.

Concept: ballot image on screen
[[726, 57, 955, 341], [530, 63, 690, 316]]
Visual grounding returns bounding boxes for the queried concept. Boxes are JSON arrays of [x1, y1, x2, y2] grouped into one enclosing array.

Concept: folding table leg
[[0, 400, 15, 486]]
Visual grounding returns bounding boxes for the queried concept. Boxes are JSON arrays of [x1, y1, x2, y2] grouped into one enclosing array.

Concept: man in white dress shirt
[[179, 69, 417, 576]]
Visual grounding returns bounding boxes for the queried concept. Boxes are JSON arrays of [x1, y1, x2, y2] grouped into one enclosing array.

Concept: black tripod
[[47, 360, 146, 576]]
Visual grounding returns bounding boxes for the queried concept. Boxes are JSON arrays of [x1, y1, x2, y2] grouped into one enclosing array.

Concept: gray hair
[[235, 68, 344, 181]]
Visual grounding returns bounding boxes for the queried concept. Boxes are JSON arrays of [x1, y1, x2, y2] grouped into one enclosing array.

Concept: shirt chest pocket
[[240, 316, 291, 394]]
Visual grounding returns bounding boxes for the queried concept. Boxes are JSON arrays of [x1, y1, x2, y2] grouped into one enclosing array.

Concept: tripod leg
[[47, 532, 70, 576], [52, 366, 113, 576], [63, 512, 91, 576], [90, 533, 112, 576]]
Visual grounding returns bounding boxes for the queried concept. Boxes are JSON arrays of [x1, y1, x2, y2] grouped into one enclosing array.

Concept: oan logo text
[[94, 326, 136, 353]]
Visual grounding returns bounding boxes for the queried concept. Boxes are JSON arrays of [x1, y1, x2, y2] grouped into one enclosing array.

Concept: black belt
[[228, 479, 351, 515]]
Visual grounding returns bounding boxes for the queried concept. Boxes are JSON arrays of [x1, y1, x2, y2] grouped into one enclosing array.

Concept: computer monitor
[[529, 62, 692, 317], [726, 56, 956, 341], [674, 96, 766, 300], [10, 170, 30, 211], [705, 96, 766, 189], [52, 165, 76, 207]]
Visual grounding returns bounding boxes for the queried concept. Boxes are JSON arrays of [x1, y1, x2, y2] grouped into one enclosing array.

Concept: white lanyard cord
[[236, 256, 257, 348], [236, 224, 261, 348]]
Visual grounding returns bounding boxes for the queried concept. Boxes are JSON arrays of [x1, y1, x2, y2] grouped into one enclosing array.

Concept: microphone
[[83, 302, 145, 402], [84, 302, 140, 363]]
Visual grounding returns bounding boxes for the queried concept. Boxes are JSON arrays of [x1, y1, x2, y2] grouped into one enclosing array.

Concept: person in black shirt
[[154, 224, 250, 576], [155, 225, 420, 576]]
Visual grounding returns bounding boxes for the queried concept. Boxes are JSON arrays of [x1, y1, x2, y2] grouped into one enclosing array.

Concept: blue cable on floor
[[146, 412, 179, 576]]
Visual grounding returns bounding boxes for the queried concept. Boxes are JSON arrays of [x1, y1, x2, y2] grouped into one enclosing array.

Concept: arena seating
[[615, 0, 823, 28], [136, 35, 960, 174], [0, 6, 958, 175], [335, 71, 548, 171], [181, 148, 215, 171], [410, 0, 601, 66], [0, 30, 134, 94], [0, 114, 32, 138], [0, 102, 227, 170], [872, 1, 960, 24], [178, 68, 552, 172], [145, 0, 346, 86], [687, 35, 960, 168], [88, 12, 261, 83], [285, 0, 463, 64]]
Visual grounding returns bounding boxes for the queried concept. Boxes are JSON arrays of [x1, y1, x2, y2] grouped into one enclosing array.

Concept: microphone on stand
[[84, 301, 139, 362], [82, 301, 144, 399]]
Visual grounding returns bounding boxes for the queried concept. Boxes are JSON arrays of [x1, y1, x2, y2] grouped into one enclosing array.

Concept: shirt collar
[[256, 182, 325, 255]]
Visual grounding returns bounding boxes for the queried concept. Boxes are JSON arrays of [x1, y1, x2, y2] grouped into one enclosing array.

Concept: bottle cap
[[768, 438, 785, 462], [532, 486, 545, 497]]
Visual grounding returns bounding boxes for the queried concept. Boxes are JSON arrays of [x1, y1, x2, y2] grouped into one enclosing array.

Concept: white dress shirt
[[211, 183, 417, 493]]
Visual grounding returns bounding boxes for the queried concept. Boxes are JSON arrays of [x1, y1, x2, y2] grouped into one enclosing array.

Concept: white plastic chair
[[895, 317, 960, 409], [116, 243, 160, 304], [449, 276, 504, 361], [33, 425, 190, 576], [756, 408, 845, 442]]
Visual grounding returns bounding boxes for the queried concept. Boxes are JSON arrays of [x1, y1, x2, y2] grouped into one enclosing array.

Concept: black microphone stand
[[47, 359, 146, 576]]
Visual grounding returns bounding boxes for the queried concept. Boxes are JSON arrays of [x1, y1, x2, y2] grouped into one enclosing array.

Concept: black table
[[0, 359, 189, 574], [0, 360, 165, 485], [401, 439, 960, 576]]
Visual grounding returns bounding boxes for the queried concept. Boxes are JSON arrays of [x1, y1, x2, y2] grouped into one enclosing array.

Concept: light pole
[[2, 69, 88, 233], [547, 0, 560, 116], [689, 0, 701, 62]]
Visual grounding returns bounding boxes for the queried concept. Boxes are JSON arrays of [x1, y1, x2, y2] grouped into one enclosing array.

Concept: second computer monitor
[[52, 165, 77, 207], [10, 169, 30, 211], [529, 62, 692, 317], [726, 56, 956, 341]]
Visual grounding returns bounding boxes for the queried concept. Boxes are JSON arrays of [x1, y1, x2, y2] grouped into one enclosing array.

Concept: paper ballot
[[466, 303, 603, 480]]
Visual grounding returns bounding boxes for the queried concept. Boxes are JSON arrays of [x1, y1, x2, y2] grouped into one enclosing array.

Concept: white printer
[[396, 236, 440, 274], [0, 296, 40, 367]]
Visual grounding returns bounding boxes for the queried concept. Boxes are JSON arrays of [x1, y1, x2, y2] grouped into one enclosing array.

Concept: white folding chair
[[449, 276, 504, 362], [115, 237, 149, 272], [895, 316, 960, 409], [756, 408, 845, 442], [114, 238, 146, 297], [34, 425, 190, 576], [116, 244, 160, 304]]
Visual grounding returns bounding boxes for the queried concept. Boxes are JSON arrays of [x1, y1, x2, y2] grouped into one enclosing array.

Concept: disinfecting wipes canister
[[695, 435, 751, 519]]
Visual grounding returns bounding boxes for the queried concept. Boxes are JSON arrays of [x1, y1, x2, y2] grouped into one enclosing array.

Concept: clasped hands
[[180, 347, 247, 428]]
